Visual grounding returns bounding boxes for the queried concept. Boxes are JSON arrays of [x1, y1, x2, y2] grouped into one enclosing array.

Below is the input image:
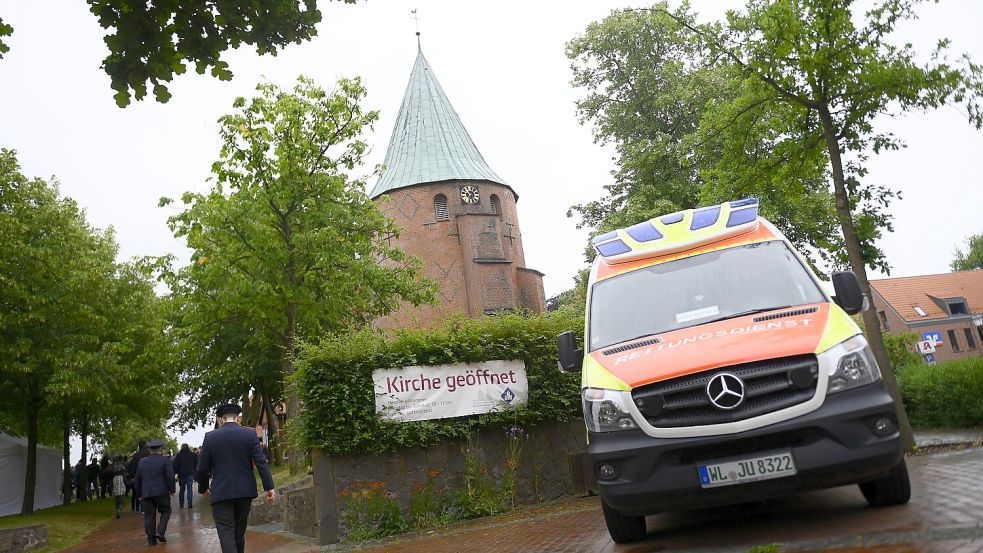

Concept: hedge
[[898, 357, 983, 428], [296, 312, 583, 456]]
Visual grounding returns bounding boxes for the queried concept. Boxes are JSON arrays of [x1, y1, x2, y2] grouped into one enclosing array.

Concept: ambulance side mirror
[[557, 331, 584, 373], [831, 271, 867, 315]]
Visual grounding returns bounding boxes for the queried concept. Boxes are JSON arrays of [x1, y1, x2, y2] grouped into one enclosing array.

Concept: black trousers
[[142, 495, 171, 540], [211, 498, 252, 553]]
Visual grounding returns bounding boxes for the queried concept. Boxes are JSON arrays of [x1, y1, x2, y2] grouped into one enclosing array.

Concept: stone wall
[[311, 418, 587, 545], [247, 476, 317, 539], [0, 525, 46, 553]]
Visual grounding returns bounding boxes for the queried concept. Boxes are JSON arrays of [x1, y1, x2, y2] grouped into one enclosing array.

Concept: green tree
[[0, 149, 115, 513], [566, 3, 842, 267], [164, 76, 435, 472], [0, 1, 353, 107], [951, 232, 983, 271]]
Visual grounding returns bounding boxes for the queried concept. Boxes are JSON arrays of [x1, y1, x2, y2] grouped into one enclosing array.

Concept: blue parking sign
[[922, 331, 943, 345], [924, 353, 936, 365]]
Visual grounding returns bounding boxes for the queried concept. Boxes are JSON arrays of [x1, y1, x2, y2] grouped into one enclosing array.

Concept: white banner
[[373, 360, 528, 422]]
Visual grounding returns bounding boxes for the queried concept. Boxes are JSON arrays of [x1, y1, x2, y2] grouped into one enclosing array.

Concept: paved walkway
[[62, 493, 316, 553], [62, 438, 983, 552], [342, 447, 983, 553]]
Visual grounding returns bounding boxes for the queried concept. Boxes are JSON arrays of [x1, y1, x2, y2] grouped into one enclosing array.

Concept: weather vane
[[411, 9, 422, 46]]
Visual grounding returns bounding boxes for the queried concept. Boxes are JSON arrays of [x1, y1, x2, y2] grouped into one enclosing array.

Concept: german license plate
[[697, 451, 796, 488]]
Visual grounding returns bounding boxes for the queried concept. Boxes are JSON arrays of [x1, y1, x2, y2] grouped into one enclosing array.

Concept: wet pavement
[[61, 442, 983, 552], [61, 493, 317, 553], [340, 447, 983, 553]]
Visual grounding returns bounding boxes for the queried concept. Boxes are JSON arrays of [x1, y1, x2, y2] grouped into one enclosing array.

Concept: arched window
[[490, 194, 501, 219], [434, 194, 449, 221]]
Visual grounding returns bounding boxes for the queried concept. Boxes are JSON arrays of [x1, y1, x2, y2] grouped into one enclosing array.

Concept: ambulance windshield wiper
[[702, 305, 791, 325]]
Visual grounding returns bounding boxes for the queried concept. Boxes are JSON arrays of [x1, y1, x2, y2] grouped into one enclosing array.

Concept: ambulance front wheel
[[601, 496, 647, 543], [859, 458, 911, 507]]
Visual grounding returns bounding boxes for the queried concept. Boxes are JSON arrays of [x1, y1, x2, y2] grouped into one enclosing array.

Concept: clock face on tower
[[460, 185, 480, 204]]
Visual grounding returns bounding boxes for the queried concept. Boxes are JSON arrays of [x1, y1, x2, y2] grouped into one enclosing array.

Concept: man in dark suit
[[197, 403, 276, 553], [128, 440, 150, 512], [134, 439, 175, 547]]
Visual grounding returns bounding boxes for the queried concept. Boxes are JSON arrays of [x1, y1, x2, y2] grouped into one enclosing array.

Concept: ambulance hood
[[584, 303, 859, 390]]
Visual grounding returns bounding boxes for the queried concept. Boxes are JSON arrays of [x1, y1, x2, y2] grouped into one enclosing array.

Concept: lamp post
[[973, 314, 983, 355]]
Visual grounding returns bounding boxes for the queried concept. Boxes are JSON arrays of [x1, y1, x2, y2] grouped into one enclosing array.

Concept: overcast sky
[[2, 1, 981, 454]]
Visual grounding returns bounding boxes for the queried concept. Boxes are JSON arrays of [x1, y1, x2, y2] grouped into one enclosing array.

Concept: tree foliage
[[566, 3, 841, 267], [0, 149, 174, 513], [1, 1, 354, 107], [951, 232, 983, 271], [163, 77, 435, 466]]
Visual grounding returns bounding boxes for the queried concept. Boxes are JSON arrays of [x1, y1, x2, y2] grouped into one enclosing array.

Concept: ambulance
[[557, 199, 909, 543]]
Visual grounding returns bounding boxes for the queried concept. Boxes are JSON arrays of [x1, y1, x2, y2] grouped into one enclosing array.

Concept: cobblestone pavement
[[61, 493, 317, 553], [341, 447, 983, 553], [60, 447, 983, 552]]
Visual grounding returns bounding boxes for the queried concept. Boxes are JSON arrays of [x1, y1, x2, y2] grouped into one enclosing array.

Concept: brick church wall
[[373, 180, 545, 329]]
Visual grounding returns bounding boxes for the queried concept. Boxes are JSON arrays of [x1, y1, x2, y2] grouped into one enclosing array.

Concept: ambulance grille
[[631, 355, 819, 428]]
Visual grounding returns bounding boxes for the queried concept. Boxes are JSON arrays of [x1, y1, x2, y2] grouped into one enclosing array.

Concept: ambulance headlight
[[582, 388, 637, 432], [824, 335, 881, 394]]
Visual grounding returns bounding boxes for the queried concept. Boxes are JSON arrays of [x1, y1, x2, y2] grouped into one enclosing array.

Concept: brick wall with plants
[[295, 311, 586, 542]]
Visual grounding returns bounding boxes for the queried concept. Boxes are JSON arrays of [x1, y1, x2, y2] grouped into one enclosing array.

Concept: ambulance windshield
[[588, 240, 825, 351]]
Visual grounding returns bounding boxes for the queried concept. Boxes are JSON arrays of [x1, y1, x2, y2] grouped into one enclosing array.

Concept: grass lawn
[[0, 498, 113, 552], [258, 464, 307, 490]]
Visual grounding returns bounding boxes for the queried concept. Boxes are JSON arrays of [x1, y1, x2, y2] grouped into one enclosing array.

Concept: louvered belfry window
[[435, 194, 449, 221], [490, 194, 501, 217]]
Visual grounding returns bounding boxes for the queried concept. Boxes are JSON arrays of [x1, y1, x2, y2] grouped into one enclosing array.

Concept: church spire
[[368, 48, 510, 199]]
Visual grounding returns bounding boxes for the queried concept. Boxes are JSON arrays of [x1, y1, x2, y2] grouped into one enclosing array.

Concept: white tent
[[0, 432, 62, 516]]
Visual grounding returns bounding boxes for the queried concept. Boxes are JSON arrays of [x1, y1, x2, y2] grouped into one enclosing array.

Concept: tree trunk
[[62, 414, 72, 506], [261, 388, 281, 465], [818, 108, 915, 451], [283, 302, 302, 474], [80, 412, 89, 501], [20, 377, 40, 515]]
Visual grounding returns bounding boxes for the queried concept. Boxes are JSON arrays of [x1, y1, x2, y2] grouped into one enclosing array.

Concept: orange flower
[[427, 469, 440, 479], [339, 489, 350, 498], [351, 482, 363, 489]]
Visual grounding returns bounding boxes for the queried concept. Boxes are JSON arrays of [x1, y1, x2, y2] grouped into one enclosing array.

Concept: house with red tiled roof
[[869, 271, 983, 363]]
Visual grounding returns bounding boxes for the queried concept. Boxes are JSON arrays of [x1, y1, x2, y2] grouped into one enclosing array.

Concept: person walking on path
[[134, 439, 175, 546], [172, 443, 198, 509], [127, 441, 149, 512], [110, 456, 128, 519], [197, 403, 276, 553]]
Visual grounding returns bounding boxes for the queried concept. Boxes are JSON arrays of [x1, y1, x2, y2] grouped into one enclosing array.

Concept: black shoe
[[147, 537, 157, 546], [156, 534, 166, 543]]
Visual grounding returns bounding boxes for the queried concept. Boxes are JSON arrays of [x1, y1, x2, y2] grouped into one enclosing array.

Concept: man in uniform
[[134, 439, 175, 546], [197, 403, 276, 553]]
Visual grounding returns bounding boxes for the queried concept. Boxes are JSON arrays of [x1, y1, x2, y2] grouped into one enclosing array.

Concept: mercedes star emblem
[[706, 372, 746, 410]]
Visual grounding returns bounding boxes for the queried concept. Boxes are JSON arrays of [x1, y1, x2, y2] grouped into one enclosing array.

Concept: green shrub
[[296, 312, 583, 456], [898, 357, 983, 427], [882, 331, 921, 370], [338, 480, 409, 543]]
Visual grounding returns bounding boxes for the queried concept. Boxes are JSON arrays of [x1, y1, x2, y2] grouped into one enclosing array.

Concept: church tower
[[371, 45, 545, 329]]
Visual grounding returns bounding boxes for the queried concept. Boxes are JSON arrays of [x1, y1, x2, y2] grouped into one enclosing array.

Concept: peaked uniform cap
[[369, 48, 513, 199]]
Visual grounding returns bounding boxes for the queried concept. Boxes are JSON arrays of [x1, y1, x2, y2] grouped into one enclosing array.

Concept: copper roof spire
[[369, 43, 509, 199]]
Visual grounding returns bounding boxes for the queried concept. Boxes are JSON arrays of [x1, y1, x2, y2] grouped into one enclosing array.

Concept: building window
[[913, 305, 927, 317], [947, 329, 960, 352], [490, 194, 502, 219], [947, 299, 969, 315], [434, 194, 449, 221], [877, 311, 889, 331], [965, 328, 977, 349]]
